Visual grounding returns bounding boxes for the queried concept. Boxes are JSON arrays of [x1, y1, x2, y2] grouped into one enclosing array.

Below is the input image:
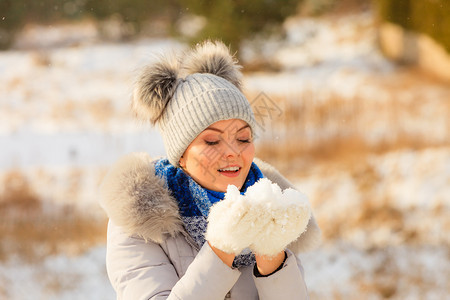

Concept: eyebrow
[[204, 124, 250, 134]]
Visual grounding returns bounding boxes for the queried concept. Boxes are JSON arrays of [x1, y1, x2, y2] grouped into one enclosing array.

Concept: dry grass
[[86, 98, 115, 123], [254, 75, 450, 168], [307, 160, 405, 243], [30, 51, 52, 67], [292, 154, 449, 247], [0, 171, 107, 262], [356, 246, 450, 299], [252, 69, 450, 247], [355, 251, 403, 299]]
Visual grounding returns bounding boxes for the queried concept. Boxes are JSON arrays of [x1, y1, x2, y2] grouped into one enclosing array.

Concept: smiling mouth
[[218, 166, 241, 177]]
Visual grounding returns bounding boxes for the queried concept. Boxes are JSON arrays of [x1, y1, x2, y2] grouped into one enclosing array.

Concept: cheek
[[185, 145, 219, 171], [242, 143, 255, 163]]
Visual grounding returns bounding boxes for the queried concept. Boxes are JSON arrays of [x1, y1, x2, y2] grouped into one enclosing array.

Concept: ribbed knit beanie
[[131, 41, 256, 166]]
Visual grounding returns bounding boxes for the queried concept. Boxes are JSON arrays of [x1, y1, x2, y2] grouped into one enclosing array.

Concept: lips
[[218, 165, 241, 177], [219, 166, 240, 172]]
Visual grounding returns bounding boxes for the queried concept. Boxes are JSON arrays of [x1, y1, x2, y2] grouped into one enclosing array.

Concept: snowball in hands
[[206, 178, 311, 256]]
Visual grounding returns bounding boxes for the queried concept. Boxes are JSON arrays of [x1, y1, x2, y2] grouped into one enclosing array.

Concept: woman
[[100, 41, 321, 300]]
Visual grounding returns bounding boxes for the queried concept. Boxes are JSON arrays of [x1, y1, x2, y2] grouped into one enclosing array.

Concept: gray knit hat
[[132, 41, 256, 166]]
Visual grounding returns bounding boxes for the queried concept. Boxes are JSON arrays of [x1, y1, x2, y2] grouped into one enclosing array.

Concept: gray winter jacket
[[100, 153, 321, 300]]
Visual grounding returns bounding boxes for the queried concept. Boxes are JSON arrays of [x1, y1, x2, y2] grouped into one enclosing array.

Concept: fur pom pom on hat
[[132, 41, 256, 166], [182, 40, 243, 90], [132, 54, 179, 124]]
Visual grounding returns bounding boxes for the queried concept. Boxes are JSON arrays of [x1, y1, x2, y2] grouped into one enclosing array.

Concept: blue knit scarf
[[154, 158, 264, 268]]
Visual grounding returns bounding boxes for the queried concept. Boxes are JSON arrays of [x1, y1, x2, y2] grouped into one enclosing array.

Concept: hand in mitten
[[206, 178, 311, 257], [205, 185, 258, 255], [245, 178, 311, 256]]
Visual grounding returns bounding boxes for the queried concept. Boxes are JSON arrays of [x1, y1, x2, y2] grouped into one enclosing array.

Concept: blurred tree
[[0, 0, 29, 49], [0, 0, 179, 49], [374, 0, 450, 52], [83, 0, 182, 39], [375, 0, 411, 28], [0, 0, 81, 49], [177, 0, 302, 52], [0, 0, 301, 51]]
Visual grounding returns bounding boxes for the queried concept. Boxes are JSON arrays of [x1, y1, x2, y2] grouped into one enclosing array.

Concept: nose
[[221, 139, 240, 159]]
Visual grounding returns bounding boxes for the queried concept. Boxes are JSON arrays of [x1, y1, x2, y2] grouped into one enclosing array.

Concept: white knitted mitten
[[245, 178, 311, 256], [205, 184, 258, 254], [206, 178, 311, 256]]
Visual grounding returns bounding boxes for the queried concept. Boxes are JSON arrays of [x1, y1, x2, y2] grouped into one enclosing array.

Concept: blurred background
[[0, 0, 449, 299]]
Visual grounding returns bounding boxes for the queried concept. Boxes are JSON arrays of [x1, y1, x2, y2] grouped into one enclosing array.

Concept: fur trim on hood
[[99, 153, 182, 244], [99, 153, 321, 253]]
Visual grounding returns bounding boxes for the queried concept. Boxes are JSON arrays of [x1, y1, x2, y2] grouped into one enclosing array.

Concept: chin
[[219, 180, 244, 192]]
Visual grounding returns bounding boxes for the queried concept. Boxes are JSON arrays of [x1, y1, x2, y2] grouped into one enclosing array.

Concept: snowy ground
[[1, 10, 449, 300], [0, 246, 114, 300]]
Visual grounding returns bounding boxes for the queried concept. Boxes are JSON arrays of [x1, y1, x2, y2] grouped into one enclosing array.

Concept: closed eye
[[238, 139, 251, 143], [205, 140, 219, 146]]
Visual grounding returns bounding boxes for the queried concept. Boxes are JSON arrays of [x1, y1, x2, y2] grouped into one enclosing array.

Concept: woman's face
[[179, 119, 255, 192]]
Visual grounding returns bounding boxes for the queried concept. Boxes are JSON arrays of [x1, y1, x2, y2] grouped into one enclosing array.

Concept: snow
[[0, 247, 114, 300], [0, 129, 164, 168], [207, 179, 311, 256], [1, 9, 449, 300], [300, 243, 450, 300]]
